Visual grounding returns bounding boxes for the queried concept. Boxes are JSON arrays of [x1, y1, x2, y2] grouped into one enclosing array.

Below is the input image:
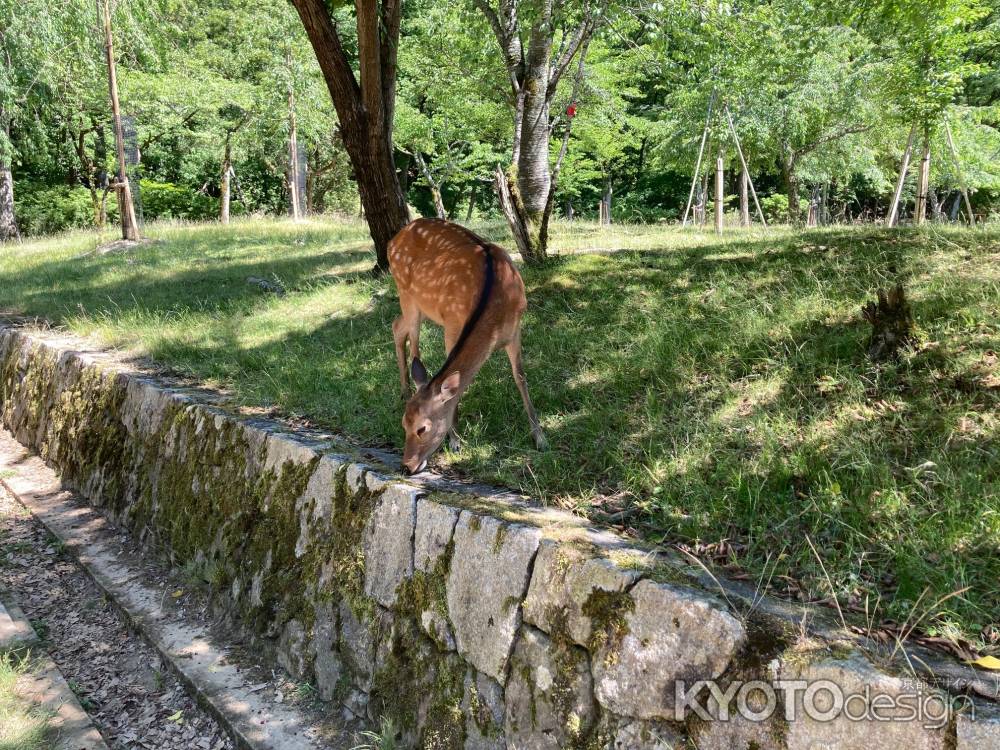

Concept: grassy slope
[[0, 654, 52, 750], [1, 217, 998, 649]]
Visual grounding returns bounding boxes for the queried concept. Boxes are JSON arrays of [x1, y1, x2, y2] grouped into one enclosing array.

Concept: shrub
[[759, 193, 789, 224], [138, 180, 221, 222], [12, 180, 224, 236], [14, 183, 119, 236]]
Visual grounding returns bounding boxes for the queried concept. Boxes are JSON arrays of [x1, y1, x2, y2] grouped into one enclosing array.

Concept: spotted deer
[[388, 218, 547, 474]]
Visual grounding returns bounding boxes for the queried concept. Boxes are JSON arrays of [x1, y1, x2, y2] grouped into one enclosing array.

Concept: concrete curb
[[0, 588, 109, 750], [0, 431, 355, 750]]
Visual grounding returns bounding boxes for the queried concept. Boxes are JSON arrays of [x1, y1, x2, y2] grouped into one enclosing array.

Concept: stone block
[[781, 653, 949, 750], [363, 485, 418, 608], [505, 626, 596, 749], [446, 513, 541, 681], [522, 540, 639, 648], [592, 579, 745, 720], [414, 499, 460, 572], [957, 702, 1000, 749]]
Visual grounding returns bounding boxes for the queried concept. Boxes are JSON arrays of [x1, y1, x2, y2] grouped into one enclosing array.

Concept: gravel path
[[0, 484, 235, 750]]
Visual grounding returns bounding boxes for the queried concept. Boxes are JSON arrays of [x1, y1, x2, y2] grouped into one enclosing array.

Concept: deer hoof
[[448, 433, 463, 452]]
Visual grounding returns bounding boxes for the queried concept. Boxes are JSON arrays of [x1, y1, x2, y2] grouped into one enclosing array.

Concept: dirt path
[[0, 484, 235, 750]]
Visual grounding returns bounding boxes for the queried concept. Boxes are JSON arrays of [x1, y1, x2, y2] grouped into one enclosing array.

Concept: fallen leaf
[[171, 589, 184, 598], [969, 655, 1000, 671]]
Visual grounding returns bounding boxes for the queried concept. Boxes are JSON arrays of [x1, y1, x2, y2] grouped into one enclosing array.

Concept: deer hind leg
[[393, 297, 422, 399], [505, 330, 548, 451]]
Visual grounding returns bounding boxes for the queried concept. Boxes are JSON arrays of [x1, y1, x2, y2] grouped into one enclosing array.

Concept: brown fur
[[388, 218, 547, 473]]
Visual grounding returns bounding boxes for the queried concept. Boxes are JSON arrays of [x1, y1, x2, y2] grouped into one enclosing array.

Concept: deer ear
[[438, 371, 461, 402], [411, 357, 429, 388]]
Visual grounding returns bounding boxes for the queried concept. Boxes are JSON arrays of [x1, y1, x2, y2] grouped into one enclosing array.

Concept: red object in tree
[[566, 102, 577, 118]]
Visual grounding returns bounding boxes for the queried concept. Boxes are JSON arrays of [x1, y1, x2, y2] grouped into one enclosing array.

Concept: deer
[[388, 218, 547, 475]]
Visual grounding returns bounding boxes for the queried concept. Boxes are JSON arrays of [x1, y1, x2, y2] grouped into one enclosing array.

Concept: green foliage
[[139, 181, 221, 221], [13, 180, 223, 234], [758, 194, 790, 225], [13, 183, 119, 236]]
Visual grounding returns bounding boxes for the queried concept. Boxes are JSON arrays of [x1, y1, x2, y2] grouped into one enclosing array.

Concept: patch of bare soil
[[94, 238, 161, 256], [0, 485, 234, 750]]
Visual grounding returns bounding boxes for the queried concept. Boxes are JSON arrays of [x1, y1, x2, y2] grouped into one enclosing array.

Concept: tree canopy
[[2, 0, 998, 242]]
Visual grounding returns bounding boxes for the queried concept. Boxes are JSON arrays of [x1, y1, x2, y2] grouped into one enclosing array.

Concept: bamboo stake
[[944, 117, 975, 226], [682, 91, 716, 226], [887, 124, 917, 227], [714, 155, 723, 234], [723, 104, 766, 229], [99, 0, 139, 241]]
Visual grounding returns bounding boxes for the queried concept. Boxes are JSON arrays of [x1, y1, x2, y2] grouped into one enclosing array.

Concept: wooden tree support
[[723, 104, 767, 229], [887, 125, 917, 228], [714, 155, 723, 234], [944, 117, 975, 226], [682, 91, 715, 226], [100, 0, 140, 241]]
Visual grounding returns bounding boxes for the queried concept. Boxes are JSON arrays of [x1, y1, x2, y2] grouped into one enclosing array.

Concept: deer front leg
[[393, 305, 422, 400], [443, 327, 462, 451], [505, 332, 548, 451]]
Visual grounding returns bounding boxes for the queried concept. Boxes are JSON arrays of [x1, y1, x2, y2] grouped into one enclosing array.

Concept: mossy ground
[[2, 216, 998, 650]]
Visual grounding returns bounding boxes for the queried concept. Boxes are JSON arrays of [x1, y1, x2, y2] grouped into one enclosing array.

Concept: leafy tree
[[473, 0, 606, 262], [290, 0, 409, 271]]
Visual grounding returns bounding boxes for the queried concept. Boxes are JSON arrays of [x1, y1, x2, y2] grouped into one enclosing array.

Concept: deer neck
[[433, 328, 493, 397]]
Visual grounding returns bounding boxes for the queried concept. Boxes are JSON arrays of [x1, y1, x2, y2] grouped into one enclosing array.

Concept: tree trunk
[[564, 198, 573, 220], [221, 137, 232, 224], [475, 0, 599, 263], [414, 152, 446, 219], [782, 157, 801, 224], [290, 0, 409, 272], [601, 174, 613, 226], [739, 166, 750, 227], [914, 139, 930, 226], [100, 0, 140, 241], [0, 163, 16, 242], [287, 52, 303, 220], [699, 172, 709, 226], [465, 181, 478, 223]]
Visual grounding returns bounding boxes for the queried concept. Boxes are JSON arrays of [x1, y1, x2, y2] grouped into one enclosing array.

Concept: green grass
[[1, 216, 998, 650], [0, 653, 53, 750]]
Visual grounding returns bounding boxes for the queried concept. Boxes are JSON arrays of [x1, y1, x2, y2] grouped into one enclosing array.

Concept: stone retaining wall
[[0, 326, 995, 750]]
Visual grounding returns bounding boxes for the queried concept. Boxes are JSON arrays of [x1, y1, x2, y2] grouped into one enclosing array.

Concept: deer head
[[401, 357, 462, 474]]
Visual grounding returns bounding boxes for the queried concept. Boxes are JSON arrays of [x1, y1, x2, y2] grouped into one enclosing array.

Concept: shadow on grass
[[2, 222, 998, 643]]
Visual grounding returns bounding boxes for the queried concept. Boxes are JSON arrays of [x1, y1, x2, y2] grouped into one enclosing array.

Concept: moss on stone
[[492, 523, 508, 554], [394, 538, 454, 628], [582, 588, 635, 666], [369, 618, 466, 749]]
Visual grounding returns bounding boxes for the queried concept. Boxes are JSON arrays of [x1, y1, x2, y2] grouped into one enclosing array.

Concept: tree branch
[[473, 0, 524, 93], [795, 124, 870, 159], [355, 0, 384, 135], [379, 0, 403, 137]]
